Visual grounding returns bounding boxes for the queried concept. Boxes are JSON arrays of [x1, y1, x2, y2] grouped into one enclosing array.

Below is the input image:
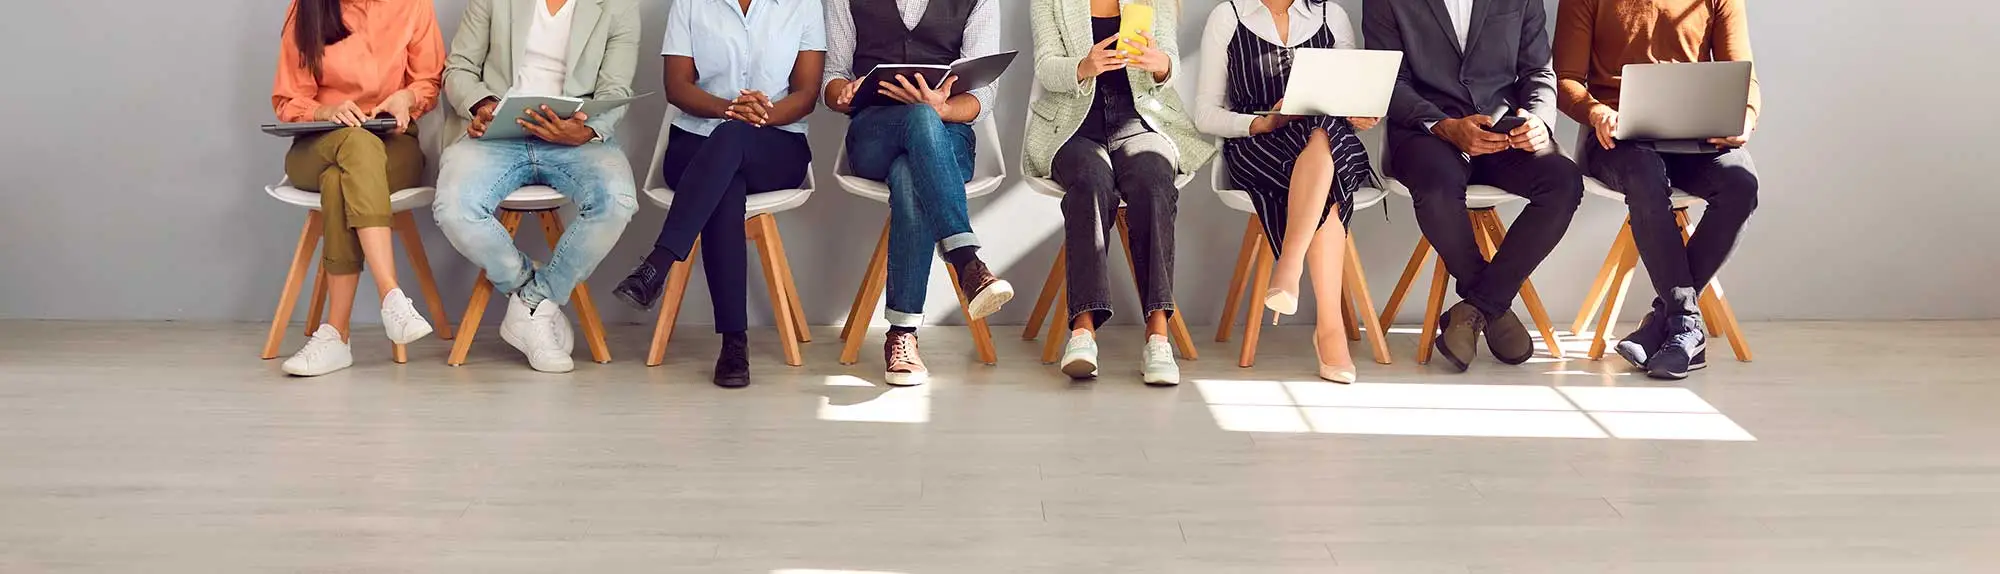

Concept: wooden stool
[[261, 181, 454, 364], [1571, 178, 1752, 362], [1207, 160, 1393, 368], [445, 187, 612, 366], [1378, 182, 1566, 364], [1017, 176, 1200, 364], [832, 121, 1010, 366]]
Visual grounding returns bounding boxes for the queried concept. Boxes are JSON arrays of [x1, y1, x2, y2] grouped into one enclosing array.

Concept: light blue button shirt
[[664, 0, 828, 136]]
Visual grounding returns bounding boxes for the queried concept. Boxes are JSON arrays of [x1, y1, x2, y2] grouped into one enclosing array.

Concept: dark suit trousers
[[653, 122, 811, 333], [1393, 138, 1583, 318], [1578, 140, 1759, 316]]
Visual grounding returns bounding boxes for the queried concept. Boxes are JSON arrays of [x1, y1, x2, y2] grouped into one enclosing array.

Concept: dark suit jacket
[[1363, 0, 1558, 159]]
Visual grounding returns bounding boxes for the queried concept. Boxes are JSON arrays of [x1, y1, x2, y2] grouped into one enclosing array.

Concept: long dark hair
[[291, 0, 351, 81]]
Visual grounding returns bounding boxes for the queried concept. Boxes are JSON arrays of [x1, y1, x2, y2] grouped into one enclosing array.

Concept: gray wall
[[3, 0, 1997, 328]]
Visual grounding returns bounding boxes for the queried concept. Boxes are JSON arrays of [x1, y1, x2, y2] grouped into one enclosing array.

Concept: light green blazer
[[441, 0, 641, 143], [1024, 0, 1216, 180]]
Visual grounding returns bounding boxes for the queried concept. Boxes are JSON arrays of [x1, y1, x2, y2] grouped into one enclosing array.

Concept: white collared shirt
[[513, 0, 577, 97], [1443, 0, 1473, 50], [1193, 0, 1357, 138]]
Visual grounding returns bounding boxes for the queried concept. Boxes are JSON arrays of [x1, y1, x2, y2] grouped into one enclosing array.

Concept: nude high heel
[[1264, 288, 1298, 321]]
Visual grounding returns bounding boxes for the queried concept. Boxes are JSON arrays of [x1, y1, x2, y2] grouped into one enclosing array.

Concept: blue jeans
[[433, 137, 638, 306], [845, 105, 978, 328]]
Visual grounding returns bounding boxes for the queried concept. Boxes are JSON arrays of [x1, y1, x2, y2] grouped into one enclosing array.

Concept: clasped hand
[[725, 90, 776, 127]]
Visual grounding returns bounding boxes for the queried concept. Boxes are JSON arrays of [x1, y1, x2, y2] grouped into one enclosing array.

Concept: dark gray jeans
[[1577, 137, 1759, 317], [1050, 119, 1180, 327]]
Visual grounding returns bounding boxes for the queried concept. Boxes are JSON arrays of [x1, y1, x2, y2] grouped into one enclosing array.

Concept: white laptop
[[1274, 49, 1404, 117]]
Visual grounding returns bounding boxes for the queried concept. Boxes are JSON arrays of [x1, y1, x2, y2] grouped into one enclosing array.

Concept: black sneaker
[[1647, 314, 1707, 380], [614, 261, 668, 311], [1434, 302, 1486, 373], [713, 331, 751, 389], [1614, 301, 1668, 370]]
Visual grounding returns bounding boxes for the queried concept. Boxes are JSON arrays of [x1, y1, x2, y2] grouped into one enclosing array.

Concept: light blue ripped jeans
[[433, 137, 638, 307]]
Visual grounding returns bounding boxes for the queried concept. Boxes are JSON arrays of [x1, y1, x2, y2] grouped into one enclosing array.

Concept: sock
[[1148, 334, 1170, 345], [643, 247, 679, 275], [888, 326, 918, 336], [943, 245, 981, 269]]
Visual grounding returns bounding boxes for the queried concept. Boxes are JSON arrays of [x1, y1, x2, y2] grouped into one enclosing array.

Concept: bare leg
[[326, 273, 360, 342], [356, 227, 399, 298], [1307, 218, 1354, 370], [1145, 310, 1169, 338], [1271, 129, 1336, 303]]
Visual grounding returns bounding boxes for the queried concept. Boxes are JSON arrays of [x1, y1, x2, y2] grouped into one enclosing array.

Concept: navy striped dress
[[1221, 3, 1379, 256]]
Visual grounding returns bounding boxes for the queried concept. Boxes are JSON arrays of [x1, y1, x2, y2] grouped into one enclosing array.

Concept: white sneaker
[[1140, 334, 1180, 386], [1059, 329, 1099, 379], [282, 324, 354, 377], [500, 295, 575, 373], [380, 288, 433, 345]]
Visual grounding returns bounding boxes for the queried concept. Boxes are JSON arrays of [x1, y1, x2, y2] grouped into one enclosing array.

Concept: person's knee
[[329, 127, 386, 162], [897, 105, 948, 141], [1711, 167, 1760, 214], [1533, 155, 1585, 212], [708, 120, 757, 144]]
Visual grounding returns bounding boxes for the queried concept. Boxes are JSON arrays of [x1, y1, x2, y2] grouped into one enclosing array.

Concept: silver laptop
[[1614, 62, 1754, 153], [1275, 49, 1403, 117]]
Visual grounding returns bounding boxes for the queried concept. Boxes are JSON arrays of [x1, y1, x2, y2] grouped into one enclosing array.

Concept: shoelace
[[384, 298, 422, 325], [298, 332, 342, 361], [888, 336, 921, 368]]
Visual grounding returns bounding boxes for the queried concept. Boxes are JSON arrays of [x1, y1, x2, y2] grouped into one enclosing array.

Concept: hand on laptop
[[314, 100, 368, 128], [370, 90, 417, 134], [1708, 110, 1755, 148], [1346, 117, 1379, 131], [1508, 110, 1550, 153], [1250, 99, 1296, 135], [1588, 104, 1620, 150], [1433, 115, 1511, 156]]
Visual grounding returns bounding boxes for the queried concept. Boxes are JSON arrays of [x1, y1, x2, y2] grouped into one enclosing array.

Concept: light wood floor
[[2, 320, 1997, 573]]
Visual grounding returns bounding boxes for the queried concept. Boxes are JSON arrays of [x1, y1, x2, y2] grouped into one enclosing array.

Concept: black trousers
[[1578, 140, 1759, 315], [1050, 119, 1180, 327], [1391, 137, 1583, 318], [653, 122, 811, 333]]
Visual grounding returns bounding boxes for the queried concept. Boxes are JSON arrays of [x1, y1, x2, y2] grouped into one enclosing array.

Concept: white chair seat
[[1025, 172, 1198, 200], [1583, 176, 1704, 209], [834, 118, 1008, 203], [499, 186, 567, 211], [645, 183, 814, 217], [265, 182, 435, 213], [1211, 156, 1390, 215], [1383, 178, 1524, 210]]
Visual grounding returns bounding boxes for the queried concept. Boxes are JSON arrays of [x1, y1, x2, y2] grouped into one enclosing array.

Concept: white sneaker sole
[[884, 371, 929, 387], [966, 280, 1014, 321], [1141, 370, 1180, 386], [282, 356, 352, 377], [1060, 354, 1099, 379], [386, 320, 434, 346]]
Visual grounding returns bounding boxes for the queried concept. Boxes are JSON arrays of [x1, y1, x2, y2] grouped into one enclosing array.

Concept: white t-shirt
[[512, 0, 576, 97]]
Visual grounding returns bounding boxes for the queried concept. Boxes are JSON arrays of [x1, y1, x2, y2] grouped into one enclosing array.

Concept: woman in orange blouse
[[271, 0, 444, 377]]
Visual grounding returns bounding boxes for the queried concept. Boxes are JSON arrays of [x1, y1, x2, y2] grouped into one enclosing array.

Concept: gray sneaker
[[1060, 329, 1100, 380], [1140, 335, 1179, 386]]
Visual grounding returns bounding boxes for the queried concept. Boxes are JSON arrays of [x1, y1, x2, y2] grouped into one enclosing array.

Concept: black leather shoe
[[1434, 302, 1485, 373], [713, 332, 751, 389], [614, 261, 668, 311]]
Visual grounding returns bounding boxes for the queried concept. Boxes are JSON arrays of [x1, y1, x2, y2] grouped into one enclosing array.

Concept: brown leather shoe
[[883, 330, 929, 387], [1485, 310, 1535, 365], [955, 259, 1014, 321], [1434, 302, 1485, 373]]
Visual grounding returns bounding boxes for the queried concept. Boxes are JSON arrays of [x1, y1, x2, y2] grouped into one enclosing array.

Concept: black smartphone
[[1485, 115, 1527, 134]]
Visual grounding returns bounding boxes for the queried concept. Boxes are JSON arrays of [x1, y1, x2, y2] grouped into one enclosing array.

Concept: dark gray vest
[[851, 0, 973, 74]]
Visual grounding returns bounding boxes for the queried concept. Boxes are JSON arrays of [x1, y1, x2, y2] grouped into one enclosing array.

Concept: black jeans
[[1392, 138, 1583, 318], [653, 122, 811, 333], [1050, 119, 1180, 327], [1578, 139, 1759, 316]]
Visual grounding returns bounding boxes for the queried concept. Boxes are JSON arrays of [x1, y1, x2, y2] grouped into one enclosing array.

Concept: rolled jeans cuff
[[1068, 301, 1114, 326], [885, 309, 924, 328], [1143, 302, 1177, 318], [939, 232, 980, 253]]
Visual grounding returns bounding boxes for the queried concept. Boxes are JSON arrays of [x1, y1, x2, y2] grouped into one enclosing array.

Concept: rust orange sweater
[[1553, 0, 1761, 126]]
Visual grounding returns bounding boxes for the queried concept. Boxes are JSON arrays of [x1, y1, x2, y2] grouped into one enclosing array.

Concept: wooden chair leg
[[750, 216, 804, 367], [1708, 280, 1752, 362], [756, 215, 812, 344], [305, 265, 329, 337], [1416, 256, 1450, 365], [1113, 211, 1196, 360], [1589, 232, 1643, 360], [1023, 247, 1067, 341], [1041, 290, 1068, 364], [841, 219, 891, 343], [1473, 211, 1564, 359], [645, 238, 700, 367], [396, 211, 454, 340], [945, 261, 1000, 365], [447, 210, 523, 366], [1380, 237, 1433, 331], [1345, 234, 1393, 365], [1238, 240, 1275, 368], [1217, 215, 1262, 343], [1341, 288, 1361, 342], [1572, 220, 1630, 336], [263, 212, 324, 359], [536, 212, 611, 364], [840, 219, 892, 365]]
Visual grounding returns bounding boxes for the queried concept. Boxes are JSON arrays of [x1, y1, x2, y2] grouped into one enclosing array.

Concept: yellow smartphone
[[1117, 0, 1155, 56]]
